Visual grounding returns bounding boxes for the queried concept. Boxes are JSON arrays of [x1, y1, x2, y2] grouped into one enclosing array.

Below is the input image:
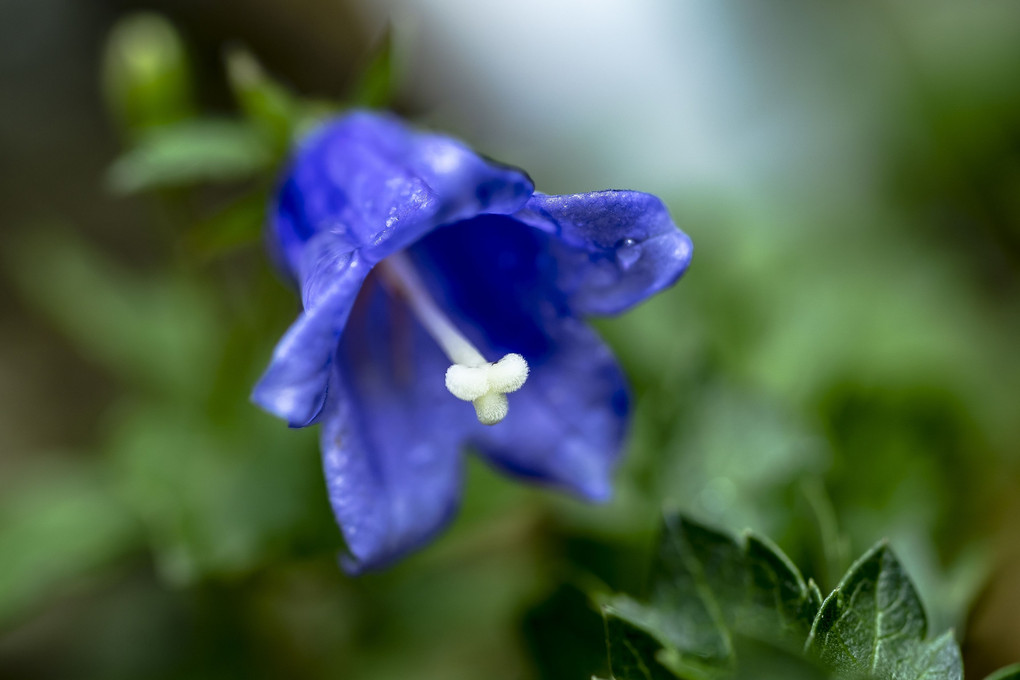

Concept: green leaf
[[524, 584, 610, 680], [0, 463, 141, 624], [744, 533, 824, 637], [108, 404, 326, 584], [651, 516, 818, 652], [603, 515, 819, 677], [806, 542, 962, 680], [349, 29, 397, 108], [185, 190, 269, 257], [985, 665, 1020, 680], [107, 119, 272, 193], [603, 606, 688, 680], [225, 47, 300, 153], [5, 226, 221, 397]]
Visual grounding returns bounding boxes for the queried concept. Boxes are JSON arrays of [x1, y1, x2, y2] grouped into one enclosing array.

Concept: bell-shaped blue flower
[[253, 111, 692, 573]]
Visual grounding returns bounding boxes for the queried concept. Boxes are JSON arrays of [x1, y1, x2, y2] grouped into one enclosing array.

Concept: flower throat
[[375, 252, 529, 425]]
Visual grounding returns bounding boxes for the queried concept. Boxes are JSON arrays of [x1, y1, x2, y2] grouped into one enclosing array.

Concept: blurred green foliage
[[2, 4, 1020, 680]]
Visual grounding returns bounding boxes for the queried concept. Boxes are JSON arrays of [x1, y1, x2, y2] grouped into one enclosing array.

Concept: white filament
[[376, 253, 529, 425]]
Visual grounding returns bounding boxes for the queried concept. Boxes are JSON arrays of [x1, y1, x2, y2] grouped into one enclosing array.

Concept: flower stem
[[375, 251, 529, 426], [375, 252, 487, 367]]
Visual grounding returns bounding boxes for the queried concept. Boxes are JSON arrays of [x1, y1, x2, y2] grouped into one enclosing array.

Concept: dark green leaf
[[523, 584, 609, 680], [984, 665, 1020, 680], [349, 29, 397, 108], [644, 517, 737, 663], [604, 515, 819, 677], [107, 119, 271, 193], [807, 542, 962, 680], [603, 604, 690, 680], [727, 636, 833, 680], [809, 580, 825, 610], [745, 533, 822, 637], [651, 516, 818, 653]]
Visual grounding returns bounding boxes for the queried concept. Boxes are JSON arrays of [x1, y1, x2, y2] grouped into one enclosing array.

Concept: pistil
[[375, 252, 529, 425]]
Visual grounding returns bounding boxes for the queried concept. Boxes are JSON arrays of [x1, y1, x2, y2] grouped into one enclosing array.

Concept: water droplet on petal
[[614, 238, 642, 270]]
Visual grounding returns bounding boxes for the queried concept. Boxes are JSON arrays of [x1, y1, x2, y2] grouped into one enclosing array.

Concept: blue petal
[[471, 318, 628, 501], [513, 191, 693, 316], [256, 111, 534, 426], [252, 250, 372, 426], [323, 214, 630, 571], [323, 278, 474, 573], [410, 215, 630, 499], [270, 111, 534, 282]]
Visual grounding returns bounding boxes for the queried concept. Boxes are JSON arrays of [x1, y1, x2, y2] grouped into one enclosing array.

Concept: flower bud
[[103, 13, 194, 138]]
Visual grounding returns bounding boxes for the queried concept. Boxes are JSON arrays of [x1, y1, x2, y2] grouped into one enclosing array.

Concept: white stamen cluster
[[375, 253, 531, 427], [445, 353, 529, 425]]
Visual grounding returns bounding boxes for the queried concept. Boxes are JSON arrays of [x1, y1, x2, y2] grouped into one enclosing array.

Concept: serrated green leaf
[[604, 599, 833, 680], [808, 579, 825, 610], [914, 632, 964, 680], [604, 515, 819, 677], [647, 517, 740, 663], [107, 119, 271, 193], [745, 533, 821, 637], [603, 605, 687, 680], [807, 542, 962, 680], [728, 636, 833, 680], [984, 665, 1020, 680], [652, 516, 818, 652]]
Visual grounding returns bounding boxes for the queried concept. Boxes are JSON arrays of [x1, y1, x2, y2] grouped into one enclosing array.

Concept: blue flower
[[252, 111, 692, 573]]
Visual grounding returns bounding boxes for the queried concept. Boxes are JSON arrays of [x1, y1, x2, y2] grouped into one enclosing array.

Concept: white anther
[[487, 353, 529, 393], [444, 352, 530, 425], [473, 392, 509, 426], [376, 253, 530, 427], [445, 364, 490, 401]]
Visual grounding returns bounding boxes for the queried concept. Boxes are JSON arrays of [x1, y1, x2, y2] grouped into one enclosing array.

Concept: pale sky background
[[353, 0, 900, 209]]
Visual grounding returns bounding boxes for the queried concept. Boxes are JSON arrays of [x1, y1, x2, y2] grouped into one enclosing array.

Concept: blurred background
[[2, 0, 1019, 678]]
